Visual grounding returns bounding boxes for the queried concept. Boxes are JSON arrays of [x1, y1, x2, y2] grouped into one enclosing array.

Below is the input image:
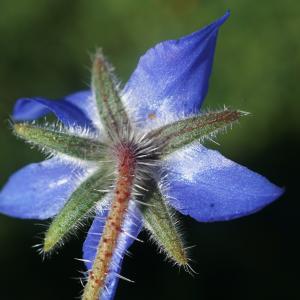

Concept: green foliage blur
[[0, 1, 298, 300]]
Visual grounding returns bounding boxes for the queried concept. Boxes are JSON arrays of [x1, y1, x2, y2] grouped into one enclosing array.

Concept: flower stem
[[82, 144, 136, 300]]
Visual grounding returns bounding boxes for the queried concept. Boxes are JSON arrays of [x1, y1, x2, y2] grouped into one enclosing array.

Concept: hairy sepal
[[43, 169, 113, 252], [148, 109, 248, 156], [142, 189, 188, 266], [13, 123, 106, 161], [92, 49, 130, 136]]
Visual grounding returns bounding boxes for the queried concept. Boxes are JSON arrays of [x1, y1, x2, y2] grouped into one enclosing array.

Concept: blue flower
[[0, 11, 282, 300]]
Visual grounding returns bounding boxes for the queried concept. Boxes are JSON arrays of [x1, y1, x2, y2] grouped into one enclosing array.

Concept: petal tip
[[213, 10, 230, 28]]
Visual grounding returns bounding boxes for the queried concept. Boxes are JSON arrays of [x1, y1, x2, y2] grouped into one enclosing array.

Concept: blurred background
[[0, 0, 299, 299]]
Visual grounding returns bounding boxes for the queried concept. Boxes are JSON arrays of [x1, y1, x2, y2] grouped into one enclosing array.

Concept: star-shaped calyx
[[12, 48, 245, 299]]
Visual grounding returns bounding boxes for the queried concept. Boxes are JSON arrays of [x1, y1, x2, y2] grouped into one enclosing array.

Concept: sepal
[[141, 189, 188, 266], [92, 49, 130, 136], [43, 169, 113, 252], [13, 122, 106, 161], [148, 109, 247, 156]]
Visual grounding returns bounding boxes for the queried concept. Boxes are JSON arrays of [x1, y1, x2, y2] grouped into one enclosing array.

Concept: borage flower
[[0, 11, 282, 300]]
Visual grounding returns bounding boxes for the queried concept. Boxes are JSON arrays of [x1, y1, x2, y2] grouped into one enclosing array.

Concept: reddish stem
[[82, 144, 136, 300]]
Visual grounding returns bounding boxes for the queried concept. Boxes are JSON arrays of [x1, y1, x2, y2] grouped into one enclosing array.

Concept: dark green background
[[0, 1, 298, 299]]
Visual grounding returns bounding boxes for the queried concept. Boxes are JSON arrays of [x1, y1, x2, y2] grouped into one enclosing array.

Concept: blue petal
[[122, 11, 230, 129], [160, 144, 283, 222], [83, 201, 143, 300], [12, 91, 98, 129], [0, 158, 87, 219]]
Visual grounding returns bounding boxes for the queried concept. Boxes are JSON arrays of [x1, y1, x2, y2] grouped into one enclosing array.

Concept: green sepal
[[142, 189, 188, 266], [149, 109, 248, 156], [92, 49, 130, 136], [14, 123, 106, 161], [43, 169, 112, 252]]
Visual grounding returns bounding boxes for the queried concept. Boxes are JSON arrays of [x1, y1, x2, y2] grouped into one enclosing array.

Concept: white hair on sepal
[[33, 166, 113, 257], [77, 59, 106, 134], [83, 93, 106, 136], [51, 151, 100, 171], [154, 163, 172, 201], [196, 105, 249, 146], [51, 119, 106, 142], [143, 199, 193, 270], [35, 191, 112, 258], [130, 104, 245, 154], [142, 168, 195, 272], [23, 122, 111, 170], [12, 119, 107, 168], [88, 49, 127, 137], [65, 123, 100, 140]]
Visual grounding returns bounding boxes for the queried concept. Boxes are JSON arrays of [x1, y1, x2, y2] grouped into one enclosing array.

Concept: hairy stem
[[82, 144, 136, 300]]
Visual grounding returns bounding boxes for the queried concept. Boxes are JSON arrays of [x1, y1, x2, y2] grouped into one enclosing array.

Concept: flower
[[0, 11, 282, 300]]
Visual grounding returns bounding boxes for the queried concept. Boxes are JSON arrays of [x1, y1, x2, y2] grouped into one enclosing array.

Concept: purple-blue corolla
[[0, 11, 282, 300]]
